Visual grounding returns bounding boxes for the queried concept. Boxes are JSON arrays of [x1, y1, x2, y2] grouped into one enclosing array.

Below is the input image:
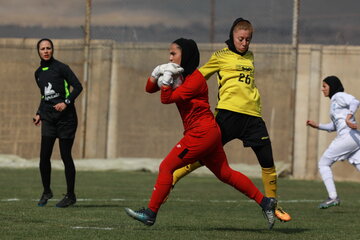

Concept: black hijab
[[172, 38, 200, 79], [225, 17, 252, 56], [37, 38, 54, 66], [323, 76, 344, 99]]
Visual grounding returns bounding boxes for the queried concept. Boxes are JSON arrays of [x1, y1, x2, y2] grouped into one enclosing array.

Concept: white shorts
[[320, 130, 360, 166]]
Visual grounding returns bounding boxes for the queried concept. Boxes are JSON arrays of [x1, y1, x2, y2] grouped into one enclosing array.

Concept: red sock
[[148, 175, 172, 212]]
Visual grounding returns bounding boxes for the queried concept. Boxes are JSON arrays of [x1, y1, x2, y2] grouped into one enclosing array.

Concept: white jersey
[[317, 91, 360, 200], [318, 91, 360, 165], [319, 92, 360, 136]]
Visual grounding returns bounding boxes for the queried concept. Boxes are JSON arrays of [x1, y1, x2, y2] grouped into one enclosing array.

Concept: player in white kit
[[307, 76, 360, 209]]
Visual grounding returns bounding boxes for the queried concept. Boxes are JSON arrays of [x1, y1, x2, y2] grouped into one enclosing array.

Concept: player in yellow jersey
[[171, 18, 291, 222]]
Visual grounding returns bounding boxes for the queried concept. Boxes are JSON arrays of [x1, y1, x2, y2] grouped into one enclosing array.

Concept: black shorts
[[41, 105, 78, 139], [215, 109, 271, 147]]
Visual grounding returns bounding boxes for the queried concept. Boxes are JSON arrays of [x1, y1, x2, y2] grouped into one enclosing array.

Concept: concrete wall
[[1, 38, 359, 182]]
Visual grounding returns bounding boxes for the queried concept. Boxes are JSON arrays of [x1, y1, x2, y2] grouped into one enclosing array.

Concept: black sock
[[39, 136, 56, 193], [59, 138, 76, 195], [260, 197, 270, 209]]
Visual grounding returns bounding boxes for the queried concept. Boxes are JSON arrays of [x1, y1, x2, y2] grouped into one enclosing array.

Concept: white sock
[[328, 191, 338, 200], [319, 165, 337, 199]]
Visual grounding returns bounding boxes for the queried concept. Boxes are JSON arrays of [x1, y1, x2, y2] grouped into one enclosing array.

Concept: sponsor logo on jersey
[[44, 82, 60, 100], [242, 66, 252, 71]]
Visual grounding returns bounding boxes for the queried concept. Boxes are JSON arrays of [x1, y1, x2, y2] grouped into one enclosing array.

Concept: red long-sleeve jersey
[[145, 70, 215, 132], [146, 70, 265, 213]]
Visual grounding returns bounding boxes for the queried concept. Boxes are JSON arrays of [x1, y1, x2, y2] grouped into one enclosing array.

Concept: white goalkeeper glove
[[157, 72, 173, 88], [157, 63, 184, 88], [158, 75, 184, 89], [151, 63, 168, 80], [162, 63, 184, 76], [153, 63, 184, 88], [152, 63, 183, 79]]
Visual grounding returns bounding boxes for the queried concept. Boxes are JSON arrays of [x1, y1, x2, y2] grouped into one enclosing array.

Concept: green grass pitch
[[1, 168, 360, 240]]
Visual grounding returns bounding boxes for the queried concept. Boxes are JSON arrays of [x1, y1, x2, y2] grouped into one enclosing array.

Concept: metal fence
[[2, 1, 360, 45]]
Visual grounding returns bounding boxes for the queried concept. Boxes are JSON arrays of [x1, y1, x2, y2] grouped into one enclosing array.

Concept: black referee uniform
[[35, 58, 82, 138], [35, 51, 82, 207]]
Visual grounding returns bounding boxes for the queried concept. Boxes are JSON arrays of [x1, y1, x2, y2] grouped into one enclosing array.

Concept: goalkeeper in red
[[172, 18, 291, 222], [125, 38, 277, 229]]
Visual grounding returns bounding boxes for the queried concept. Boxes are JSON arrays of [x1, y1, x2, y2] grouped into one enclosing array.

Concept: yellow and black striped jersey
[[199, 47, 261, 117]]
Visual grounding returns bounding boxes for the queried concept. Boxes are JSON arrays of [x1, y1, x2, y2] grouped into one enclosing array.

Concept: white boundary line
[[71, 226, 113, 230], [1, 198, 20, 201], [1, 198, 325, 203]]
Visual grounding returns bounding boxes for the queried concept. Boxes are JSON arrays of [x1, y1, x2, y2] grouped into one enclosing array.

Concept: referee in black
[[33, 38, 83, 208]]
